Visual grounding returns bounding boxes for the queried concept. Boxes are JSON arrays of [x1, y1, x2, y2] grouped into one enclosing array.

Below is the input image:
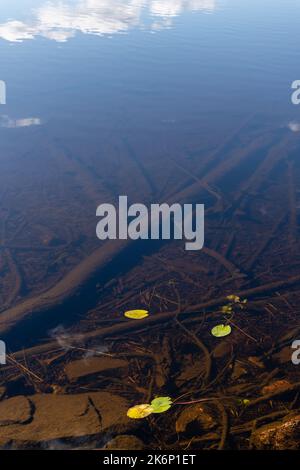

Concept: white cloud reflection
[[288, 121, 300, 133], [150, 0, 214, 17], [0, 0, 216, 43], [0, 115, 42, 128]]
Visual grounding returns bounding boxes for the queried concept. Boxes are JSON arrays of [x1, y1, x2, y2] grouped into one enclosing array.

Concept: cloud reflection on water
[[0, 0, 216, 43], [0, 115, 42, 128]]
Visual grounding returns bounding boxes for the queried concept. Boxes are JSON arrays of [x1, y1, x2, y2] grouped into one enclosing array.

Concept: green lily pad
[[150, 396, 172, 413], [211, 324, 232, 338]]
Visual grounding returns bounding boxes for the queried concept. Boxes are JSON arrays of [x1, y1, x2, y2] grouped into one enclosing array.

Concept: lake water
[[1, 0, 300, 132], [0, 0, 300, 347], [2, 0, 300, 454]]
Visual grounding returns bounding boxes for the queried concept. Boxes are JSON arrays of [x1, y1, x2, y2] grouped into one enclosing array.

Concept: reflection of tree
[[0, 0, 216, 43]]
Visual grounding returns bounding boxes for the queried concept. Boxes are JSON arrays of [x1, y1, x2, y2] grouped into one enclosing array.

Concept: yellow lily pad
[[211, 324, 232, 338], [127, 404, 154, 419], [124, 309, 149, 320]]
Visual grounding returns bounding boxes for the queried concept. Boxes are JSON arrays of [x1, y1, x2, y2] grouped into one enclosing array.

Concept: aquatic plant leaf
[[151, 396, 172, 413], [226, 295, 240, 303], [237, 398, 250, 406], [226, 295, 248, 305], [211, 324, 232, 338], [221, 305, 232, 314], [127, 404, 154, 419], [124, 309, 149, 320]]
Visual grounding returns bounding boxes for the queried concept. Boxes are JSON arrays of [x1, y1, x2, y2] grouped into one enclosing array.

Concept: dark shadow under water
[[3, 237, 169, 352]]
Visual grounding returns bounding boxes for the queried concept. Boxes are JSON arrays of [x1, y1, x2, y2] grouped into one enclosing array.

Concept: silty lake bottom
[[1, 0, 300, 450]]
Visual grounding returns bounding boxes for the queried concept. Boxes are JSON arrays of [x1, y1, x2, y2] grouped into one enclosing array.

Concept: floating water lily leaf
[[124, 309, 149, 320], [151, 396, 172, 413], [127, 397, 173, 419], [127, 404, 153, 419], [211, 324, 232, 338], [237, 398, 250, 406]]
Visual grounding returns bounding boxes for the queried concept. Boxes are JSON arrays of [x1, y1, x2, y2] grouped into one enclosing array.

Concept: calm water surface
[[1, 0, 300, 347], [1, 0, 300, 132]]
